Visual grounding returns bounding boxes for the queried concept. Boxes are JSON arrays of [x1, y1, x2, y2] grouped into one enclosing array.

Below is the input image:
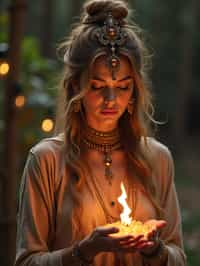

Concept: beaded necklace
[[81, 124, 121, 185], [81, 124, 137, 223]]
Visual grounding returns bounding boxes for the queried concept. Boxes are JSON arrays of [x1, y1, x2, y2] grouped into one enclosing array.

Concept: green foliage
[[0, 35, 60, 163], [21, 36, 59, 97], [0, 11, 8, 42], [186, 249, 200, 266], [175, 158, 200, 266], [17, 36, 60, 158], [183, 213, 200, 234]]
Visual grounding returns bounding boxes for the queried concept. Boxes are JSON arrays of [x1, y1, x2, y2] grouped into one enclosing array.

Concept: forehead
[[90, 54, 133, 80]]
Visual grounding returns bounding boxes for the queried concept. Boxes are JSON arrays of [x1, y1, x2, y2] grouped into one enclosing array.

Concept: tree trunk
[[172, 0, 197, 154], [1, 1, 26, 266], [40, 0, 54, 57]]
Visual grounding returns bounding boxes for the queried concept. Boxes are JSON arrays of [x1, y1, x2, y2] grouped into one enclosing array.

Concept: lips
[[101, 109, 118, 115]]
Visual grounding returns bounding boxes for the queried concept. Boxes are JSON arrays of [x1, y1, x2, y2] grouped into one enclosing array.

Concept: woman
[[15, 0, 186, 265]]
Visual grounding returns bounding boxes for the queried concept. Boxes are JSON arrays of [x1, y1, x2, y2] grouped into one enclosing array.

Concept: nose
[[103, 87, 117, 103]]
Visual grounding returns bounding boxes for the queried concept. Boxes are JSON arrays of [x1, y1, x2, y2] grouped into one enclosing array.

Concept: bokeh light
[[0, 62, 10, 75], [15, 95, 26, 108], [41, 118, 54, 132]]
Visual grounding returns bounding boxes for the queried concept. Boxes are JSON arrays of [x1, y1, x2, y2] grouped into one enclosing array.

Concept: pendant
[[104, 152, 113, 185], [110, 201, 115, 206]]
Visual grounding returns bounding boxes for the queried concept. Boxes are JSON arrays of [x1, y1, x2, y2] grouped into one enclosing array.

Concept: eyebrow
[[92, 75, 133, 82]]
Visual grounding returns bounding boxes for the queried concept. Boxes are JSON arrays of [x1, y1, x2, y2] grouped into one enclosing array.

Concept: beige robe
[[14, 134, 186, 266]]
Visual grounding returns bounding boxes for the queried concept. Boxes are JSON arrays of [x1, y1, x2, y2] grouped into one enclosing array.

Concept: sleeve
[[14, 150, 65, 266], [160, 149, 187, 266], [142, 146, 187, 266]]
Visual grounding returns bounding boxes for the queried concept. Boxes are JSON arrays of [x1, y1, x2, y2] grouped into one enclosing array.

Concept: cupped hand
[[145, 219, 167, 238], [136, 219, 167, 255], [114, 219, 167, 254], [79, 226, 144, 258], [79, 220, 167, 257]]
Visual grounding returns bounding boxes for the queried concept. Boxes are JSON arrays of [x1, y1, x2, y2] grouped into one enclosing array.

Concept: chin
[[99, 117, 118, 127], [100, 115, 117, 121]]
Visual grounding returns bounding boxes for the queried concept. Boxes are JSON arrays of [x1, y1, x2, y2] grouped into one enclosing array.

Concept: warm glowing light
[[0, 62, 10, 75], [15, 95, 26, 108], [118, 182, 132, 226], [104, 182, 154, 238], [41, 118, 54, 132]]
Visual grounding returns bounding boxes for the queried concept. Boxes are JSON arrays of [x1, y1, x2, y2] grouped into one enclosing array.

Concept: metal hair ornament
[[95, 13, 127, 79]]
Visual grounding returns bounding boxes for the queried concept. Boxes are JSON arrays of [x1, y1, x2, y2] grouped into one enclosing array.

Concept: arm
[[142, 148, 187, 266], [15, 150, 80, 266], [161, 149, 186, 265]]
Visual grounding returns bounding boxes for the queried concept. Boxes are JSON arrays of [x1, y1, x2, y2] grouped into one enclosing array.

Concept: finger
[[146, 220, 166, 240], [147, 229, 157, 240], [121, 238, 147, 248], [136, 241, 154, 250], [97, 226, 119, 236], [156, 220, 167, 229], [112, 235, 134, 242], [146, 219, 166, 227], [109, 235, 134, 250], [132, 234, 144, 241], [107, 236, 135, 251], [118, 234, 144, 245], [119, 235, 147, 247], [118, 239, 151, 253]]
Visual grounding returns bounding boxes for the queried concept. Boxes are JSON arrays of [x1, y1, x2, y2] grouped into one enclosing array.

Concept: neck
[[81, 122, 121, 152], [85, 119, 118, 132], [91, 125, 117, 132], [81, 122, 121, 185]]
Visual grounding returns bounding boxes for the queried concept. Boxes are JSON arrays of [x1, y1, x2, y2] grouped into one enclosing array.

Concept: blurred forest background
[[0, 0, 200, 265]]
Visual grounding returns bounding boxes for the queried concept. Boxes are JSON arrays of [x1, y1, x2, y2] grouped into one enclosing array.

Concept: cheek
[[118, 92, 132, 106], [82, 92, 102, 112]]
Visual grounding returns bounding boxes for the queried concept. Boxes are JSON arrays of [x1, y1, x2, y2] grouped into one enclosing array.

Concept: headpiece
[[94, 13, 127, 79]]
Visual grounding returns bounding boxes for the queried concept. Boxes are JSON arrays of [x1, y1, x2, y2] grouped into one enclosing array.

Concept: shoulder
[[25, 133, 66, 176], [140, 138, 175, 205], [140, 137, 175, 186], [140, 136, 173, 165], [29, 133, 65, 160], [24, 134, 66, 186]]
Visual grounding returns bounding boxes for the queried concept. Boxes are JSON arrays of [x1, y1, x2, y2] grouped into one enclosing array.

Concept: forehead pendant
[[95, 13, 127, 79]]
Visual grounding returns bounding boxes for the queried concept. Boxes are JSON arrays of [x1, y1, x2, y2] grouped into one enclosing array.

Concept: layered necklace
[[81, 124, 121, 185], [81, 123, 137, 224]]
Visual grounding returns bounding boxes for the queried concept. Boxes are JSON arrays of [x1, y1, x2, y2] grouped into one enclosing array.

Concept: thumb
[[98, 226, 119, 236]]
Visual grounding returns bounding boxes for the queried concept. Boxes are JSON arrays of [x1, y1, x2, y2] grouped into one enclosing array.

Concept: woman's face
[[82, 54, 134, 131]]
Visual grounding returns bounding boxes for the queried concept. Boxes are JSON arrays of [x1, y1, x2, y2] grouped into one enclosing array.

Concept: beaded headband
[[94, 13, 127, 79]]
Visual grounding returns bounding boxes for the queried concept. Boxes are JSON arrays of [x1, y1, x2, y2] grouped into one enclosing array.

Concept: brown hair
[[54, 0, 162, 240]]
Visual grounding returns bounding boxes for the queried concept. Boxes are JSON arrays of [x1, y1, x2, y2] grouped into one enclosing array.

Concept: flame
[[117, 182, 132, 226]]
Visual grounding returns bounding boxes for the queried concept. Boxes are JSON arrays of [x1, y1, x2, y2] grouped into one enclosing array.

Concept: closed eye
[[91, 85, 130, 91], [91, 85, 104, 91]]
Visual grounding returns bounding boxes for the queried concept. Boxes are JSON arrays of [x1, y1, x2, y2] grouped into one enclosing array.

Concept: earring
[[127, 99, 134, 115], [73, 100, 81, 113]]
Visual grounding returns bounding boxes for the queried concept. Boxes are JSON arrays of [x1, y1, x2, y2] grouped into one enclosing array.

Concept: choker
[[81, 124, 121, 184]]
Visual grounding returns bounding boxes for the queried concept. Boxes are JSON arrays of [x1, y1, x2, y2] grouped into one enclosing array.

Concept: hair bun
[[82, 0, 128, 24]]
